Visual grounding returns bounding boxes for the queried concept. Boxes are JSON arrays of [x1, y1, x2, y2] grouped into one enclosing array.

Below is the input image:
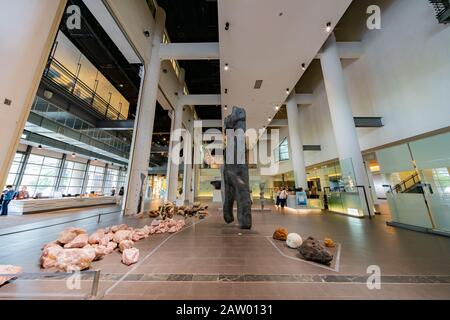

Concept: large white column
[[0, 0, 67, 187], [320, 34, 374, 216], [182, 114, 194, 204], [286, 93, 307, 190], [124, 7, 165, 215], [167, 70, 186, 202], [167, 103, 184, 202]]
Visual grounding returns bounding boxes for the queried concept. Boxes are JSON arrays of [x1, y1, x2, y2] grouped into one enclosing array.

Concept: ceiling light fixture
[[225, 88, 228, 94], [38, 145, 42, 149], [225, 22, 230, 31], [326, 22, 332, 33], [275, 106, 280, 111], [301, 63, 306, 71], [268, 117, 272, 122], [71, 153, 76, 158], [286, 88, 290, 95], [224, 105, 228, 110], [224, 63, 229, 71]]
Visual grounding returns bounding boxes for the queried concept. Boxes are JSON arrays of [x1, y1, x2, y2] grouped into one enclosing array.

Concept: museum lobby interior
[[0, 0, 450, 300]]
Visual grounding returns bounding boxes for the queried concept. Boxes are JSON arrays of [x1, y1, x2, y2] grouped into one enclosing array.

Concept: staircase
[[393, 173, 422, 194], [429, 0, 450, 24]]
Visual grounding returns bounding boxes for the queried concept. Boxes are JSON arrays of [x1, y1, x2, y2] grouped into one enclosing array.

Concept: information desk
[[8, 196, 119, 215]]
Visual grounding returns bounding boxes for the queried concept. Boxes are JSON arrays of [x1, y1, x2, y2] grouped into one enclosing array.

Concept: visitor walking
[[1, 185, 17, 216], [279, 188, 288, 209], [275, 188, 281, 208]]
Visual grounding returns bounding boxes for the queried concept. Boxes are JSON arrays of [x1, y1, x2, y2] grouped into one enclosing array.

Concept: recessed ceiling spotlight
[[275, 106, 280, 111], [286, 88, 290, 95], [224, 63, 229, 71], [268, 117, 272, 122], [225, 88, 228, 94], [225, 22, 230, 31], [224, 105, 228, 110], [119, 84, 124, 88], [301, 63, 306, 71], [326, 22, 332, 33], [279, 12, 283, 17], [71, 153, 76, 158], [38, 144, 42, 149]]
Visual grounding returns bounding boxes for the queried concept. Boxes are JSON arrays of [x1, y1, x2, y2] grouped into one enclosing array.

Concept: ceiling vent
[[254, 80, 263, 89]]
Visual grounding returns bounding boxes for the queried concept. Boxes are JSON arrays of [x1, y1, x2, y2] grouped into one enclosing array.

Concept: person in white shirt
[[279, 188, 288, 209]]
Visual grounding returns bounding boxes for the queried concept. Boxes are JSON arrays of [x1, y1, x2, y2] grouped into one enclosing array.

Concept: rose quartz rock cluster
[[149, 219, 185, 234], [0, 265, 23, 286], [40, 219, 185, 271]]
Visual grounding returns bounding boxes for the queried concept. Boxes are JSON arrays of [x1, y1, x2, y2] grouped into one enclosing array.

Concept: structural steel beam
[[269, 117, 383, 128], [179, 94, 221, 106], [96, 119, 135, 130], [160, 43, 220, 60], [159, 42, 360, 61]]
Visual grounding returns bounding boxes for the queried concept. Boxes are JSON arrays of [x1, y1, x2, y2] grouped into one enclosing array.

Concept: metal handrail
[[44, 57, 126, 121], [393, 173, 420, 193], [31, 96, 131, 153]]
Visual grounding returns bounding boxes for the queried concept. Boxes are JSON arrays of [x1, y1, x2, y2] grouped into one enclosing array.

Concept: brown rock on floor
[[273, 228, 288, 241]]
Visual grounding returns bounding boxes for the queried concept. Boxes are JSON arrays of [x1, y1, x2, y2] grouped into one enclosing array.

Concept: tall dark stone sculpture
[[223, 106, 252, 229]]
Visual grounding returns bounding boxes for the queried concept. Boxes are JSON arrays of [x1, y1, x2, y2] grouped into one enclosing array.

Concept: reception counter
[[8, 196, 119, 215]]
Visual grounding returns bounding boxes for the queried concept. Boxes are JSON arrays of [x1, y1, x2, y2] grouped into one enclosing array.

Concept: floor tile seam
[[100, 217, 208, 298]]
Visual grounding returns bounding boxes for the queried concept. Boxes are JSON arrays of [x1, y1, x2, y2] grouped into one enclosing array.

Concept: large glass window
[[104, 167, 120, 193], [274, 138, 289, 162], [58, 161, 87, 195], [85, 165, 105, 193], [118, 170, 126, 189], [21, 154, 61, 197], [5, 153, 26, 188]]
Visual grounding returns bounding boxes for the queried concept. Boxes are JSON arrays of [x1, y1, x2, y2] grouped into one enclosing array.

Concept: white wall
[[0, 0, 67, 187], [300, 0, 450, 168]]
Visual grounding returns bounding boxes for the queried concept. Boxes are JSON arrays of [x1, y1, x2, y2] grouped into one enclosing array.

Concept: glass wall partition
[[377, 131, 450, 234], [85, 165, 106, 194], [21, 155, 61, 197], [5, 153, 26, 188], [58, 161, 87, 195]]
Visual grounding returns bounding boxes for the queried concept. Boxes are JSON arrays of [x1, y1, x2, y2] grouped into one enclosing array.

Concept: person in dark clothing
[[1, 185, 17, 216]]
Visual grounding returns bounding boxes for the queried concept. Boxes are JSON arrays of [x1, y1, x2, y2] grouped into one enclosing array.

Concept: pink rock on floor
[[113, 230, 132, 243], [55, 247, 96, 272], [57, 227, 87, 245], [64, 233, 89, 249], [88, 229, 106, 244], [41, 243, 64, 269], [118, 240, 134, 253], [122, 248, 139, 266], [0, 265, 23, 286]]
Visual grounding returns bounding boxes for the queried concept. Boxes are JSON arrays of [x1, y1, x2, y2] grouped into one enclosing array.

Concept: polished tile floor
[[0, 201, 449, 300]]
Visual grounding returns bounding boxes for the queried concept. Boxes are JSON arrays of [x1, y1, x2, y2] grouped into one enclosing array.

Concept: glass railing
[[43, 58, 126, 121], [31, 96, 131, 154]]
